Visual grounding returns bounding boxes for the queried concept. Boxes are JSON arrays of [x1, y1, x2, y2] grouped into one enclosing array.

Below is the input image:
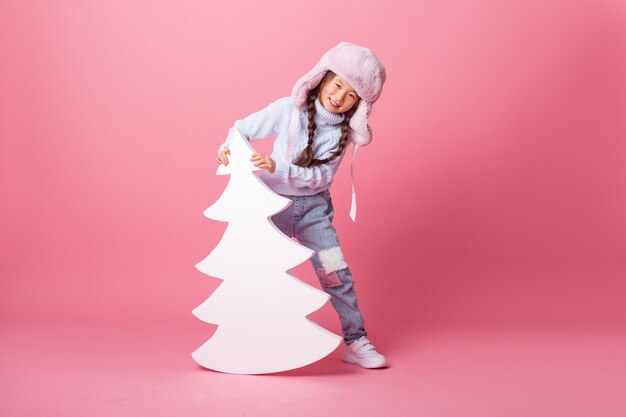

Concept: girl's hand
[[251, 153, 276, 173], [216, 146, 230, 166]]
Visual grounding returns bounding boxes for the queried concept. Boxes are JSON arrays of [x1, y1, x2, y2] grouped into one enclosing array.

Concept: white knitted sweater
[[220, 97, 347, 196]]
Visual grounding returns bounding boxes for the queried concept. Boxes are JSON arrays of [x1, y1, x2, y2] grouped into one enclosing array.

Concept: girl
[[216, 42, 387, 369]]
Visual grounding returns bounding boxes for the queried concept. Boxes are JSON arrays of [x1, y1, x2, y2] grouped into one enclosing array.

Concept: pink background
[[1, 0, 625, 416]]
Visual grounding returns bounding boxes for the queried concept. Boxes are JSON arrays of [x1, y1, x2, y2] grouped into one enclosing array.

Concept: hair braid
[[325, 107, 355, 163], [293, 88, 319, 167]]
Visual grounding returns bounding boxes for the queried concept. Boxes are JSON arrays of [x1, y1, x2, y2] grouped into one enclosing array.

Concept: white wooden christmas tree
[[193, 130, 342, 374]]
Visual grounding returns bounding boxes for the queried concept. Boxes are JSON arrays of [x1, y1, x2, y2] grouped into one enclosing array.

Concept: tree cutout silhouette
[[193, 129, 342, 374]]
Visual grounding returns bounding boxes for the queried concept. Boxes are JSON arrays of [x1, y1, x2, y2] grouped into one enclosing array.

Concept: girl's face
[[318, 75, 359, 114]]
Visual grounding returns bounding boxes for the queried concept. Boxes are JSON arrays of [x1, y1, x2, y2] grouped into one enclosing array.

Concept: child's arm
[[273, 156, 342, 189], [217, 97, 291, 158]]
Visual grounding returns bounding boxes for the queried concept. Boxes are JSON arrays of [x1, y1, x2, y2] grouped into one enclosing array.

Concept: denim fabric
[[271, 189, 367, 343]]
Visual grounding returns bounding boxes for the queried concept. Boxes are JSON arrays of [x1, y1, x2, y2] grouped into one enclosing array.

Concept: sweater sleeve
[[272, 157, 342, 189], [218, 97, 291, 154]]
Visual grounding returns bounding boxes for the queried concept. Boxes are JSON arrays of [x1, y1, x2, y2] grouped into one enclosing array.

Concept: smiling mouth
[[329, 98, 341, 107]]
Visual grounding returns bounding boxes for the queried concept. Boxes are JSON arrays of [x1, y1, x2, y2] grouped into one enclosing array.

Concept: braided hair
[[294, 72, 358, 167]]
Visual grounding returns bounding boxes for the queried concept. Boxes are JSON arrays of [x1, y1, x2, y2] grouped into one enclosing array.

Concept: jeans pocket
[[323, 189, 332, 203], [320, 190, 334, 220]]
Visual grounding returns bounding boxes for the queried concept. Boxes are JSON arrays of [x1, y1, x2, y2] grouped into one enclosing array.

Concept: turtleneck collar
[[314, 98, 345, 126]]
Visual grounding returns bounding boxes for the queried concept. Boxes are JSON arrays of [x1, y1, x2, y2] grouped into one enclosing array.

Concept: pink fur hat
[[291, 42, 386, 146]]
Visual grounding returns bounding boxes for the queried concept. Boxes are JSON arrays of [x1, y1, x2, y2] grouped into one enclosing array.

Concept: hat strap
[[349, 144, 359, 222]]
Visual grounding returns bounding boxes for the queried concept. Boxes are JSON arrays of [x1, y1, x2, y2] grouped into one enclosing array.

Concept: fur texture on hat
[[291, 42, 386, 146]]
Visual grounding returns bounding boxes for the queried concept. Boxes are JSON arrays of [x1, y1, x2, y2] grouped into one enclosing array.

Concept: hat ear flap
[[348, 101, 372, 146], [291, 69, 328, 109]]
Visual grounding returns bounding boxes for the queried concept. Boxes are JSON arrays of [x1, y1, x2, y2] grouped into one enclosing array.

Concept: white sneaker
[[343, 336, 388, 369]]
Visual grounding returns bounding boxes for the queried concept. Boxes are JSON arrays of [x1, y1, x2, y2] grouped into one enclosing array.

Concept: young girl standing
[[216, 42, 387, 369]]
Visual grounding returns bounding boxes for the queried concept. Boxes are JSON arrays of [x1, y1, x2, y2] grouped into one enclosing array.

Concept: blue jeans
[[271, 189, 367, 343]]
